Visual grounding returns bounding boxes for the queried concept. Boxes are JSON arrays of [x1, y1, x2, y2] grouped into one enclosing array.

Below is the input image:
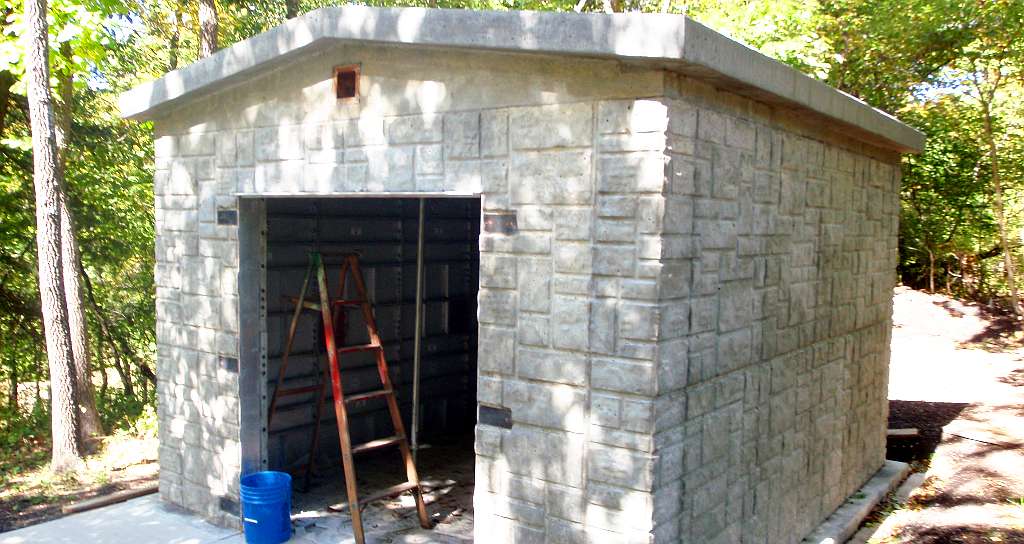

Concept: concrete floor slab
[[0, 495, 240, 544]]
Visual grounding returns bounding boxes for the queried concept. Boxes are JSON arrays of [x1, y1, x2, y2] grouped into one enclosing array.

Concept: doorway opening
[[262, 197, 480, 540]]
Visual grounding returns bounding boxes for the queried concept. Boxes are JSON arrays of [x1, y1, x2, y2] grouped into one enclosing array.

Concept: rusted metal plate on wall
[[483, 212, 517, 235]]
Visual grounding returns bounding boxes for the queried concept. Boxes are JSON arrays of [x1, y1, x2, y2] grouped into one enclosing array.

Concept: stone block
[[698, 110, 726, 144], [444, 160, 482, 193], [594, 246, 635, 276], [385, 114, 442, 144], [551, 295, 590, 351], [587, 444, 655, 491], [415, 144, 444, 176], [481, 110, 509, 157], [547, 484, 585, 522], [599, 196, 637, 218], [509, 103, 592, 150], [589, 299, 617, 355], [618, 303, 659, 342], [215, 132, 236, 167], [255, 125, 304, 161], [597, 220, 636, 243], [554, 243, 592, 274], [503, 378, 587, 429], [517, 348, 587, 386], [592, 358, 655, 396], [503, 426, 585, 485], [178, 132, 214, 156], [555, 208, 593, 241], [510, 150, 592, 205], [591, 393, 622, 428], [235, 130, 254, 166], [479, 326, 515, 375], [481, 254, 518, 288], [669, 100, 698, 137], [726, 118, 756, 150], [598, 153, 667, 194], [342, 117, 386, 147], [517, 258, 551, 313], [598, 99, 669, 135], [445, 111, 481, 158], [481, 159, 509, 195], [518, 314, 550, 347]]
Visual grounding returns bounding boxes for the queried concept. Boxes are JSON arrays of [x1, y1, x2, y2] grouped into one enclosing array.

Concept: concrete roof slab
[[119, 6, 924, 153]]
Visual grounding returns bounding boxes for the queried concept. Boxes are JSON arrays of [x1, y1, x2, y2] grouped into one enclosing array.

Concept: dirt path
[[870, 287, 1024, 543]]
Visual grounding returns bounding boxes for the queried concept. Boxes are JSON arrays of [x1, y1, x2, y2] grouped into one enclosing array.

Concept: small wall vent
[[334, 65, 359, 100]]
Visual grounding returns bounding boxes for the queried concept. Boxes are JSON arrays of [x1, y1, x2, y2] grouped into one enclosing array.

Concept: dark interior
[[262, 197, 480, 512]]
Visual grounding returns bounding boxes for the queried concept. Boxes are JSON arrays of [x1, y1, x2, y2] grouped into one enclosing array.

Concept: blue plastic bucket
[[239, 471, 292, 544]]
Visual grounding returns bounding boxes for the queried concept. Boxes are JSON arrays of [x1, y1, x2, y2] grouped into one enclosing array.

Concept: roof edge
[[119, 6, 923, 153]]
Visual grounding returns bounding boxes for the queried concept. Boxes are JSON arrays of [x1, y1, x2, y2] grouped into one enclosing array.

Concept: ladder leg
[[349, 256, 431, 529], [381, 352, 432, 529], [268, 259, 313, 427], [347, 256, 390, 385], [302, 332, 329, 490], [306, 257, 348, 490], [316, 254, 365, 544]]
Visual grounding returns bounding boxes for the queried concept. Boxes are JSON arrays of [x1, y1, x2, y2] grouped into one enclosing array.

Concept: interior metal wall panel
[[263, 198, 480, 471]]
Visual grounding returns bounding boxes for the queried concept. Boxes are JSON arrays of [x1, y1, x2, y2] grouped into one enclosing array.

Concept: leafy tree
[[944, 0, 1024, 312], [899, 98, 992, 293], [817, 0, 978, 112]]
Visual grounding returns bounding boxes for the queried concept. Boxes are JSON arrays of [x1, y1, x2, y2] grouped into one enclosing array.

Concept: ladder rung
[[275, 384, 321, 397], [350, 435, 404, 454], [338, 343, 382, 354], [344, 388, 392, 403], [285, 296, 322, 312], [333, 299, 366, 306], [328, 481, 420, 512]]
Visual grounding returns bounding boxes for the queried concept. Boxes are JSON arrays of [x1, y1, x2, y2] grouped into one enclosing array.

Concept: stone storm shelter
[[121, 6, 923, 543]]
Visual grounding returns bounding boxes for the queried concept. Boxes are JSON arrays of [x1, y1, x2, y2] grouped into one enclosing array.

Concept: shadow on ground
[[930, 298, 1024, 351], [886, 400, 969, 463], [893, 524, 1024, 544]]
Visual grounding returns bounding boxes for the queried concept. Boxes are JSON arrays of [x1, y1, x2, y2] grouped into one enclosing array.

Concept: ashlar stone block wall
[[649, 74, 899, 544], [152, 45, 673, 535], [151, 43, 899, 542]]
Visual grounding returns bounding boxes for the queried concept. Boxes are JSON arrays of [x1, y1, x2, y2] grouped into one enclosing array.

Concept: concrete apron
[[0, 493, 471, 544], [0, 495, 239, 544]]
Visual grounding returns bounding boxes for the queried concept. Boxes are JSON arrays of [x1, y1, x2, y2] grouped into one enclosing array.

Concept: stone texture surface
[[151, 41, 903, 542], [649, 74, 901, 544]]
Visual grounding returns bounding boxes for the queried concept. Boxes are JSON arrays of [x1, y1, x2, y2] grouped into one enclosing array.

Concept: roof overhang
[[119, 6, 923, 153]]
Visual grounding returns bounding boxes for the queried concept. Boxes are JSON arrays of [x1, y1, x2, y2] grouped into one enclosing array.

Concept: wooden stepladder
[[267, 252, 431, 543]]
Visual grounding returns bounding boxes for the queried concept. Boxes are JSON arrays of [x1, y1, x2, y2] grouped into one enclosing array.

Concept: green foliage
[[817, 0, 978, 112], [0, 0, 157, 464], [898, 98, 993, 292], [684, 0, 830, 77]]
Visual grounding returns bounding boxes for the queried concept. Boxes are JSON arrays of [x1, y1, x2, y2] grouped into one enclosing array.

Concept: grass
[[0, 405, 159, 532]]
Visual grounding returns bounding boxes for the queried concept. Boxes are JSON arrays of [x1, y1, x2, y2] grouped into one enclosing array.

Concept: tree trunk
[[25, 0, 82, 471], [983, 101, 1019, 316], [928, 248, 935, 293], [7, 341, 17, 412], [198, 0, 218, 58], [285, 0, 299, 19], [0, 7, 12, 136], [0, 70, 14, 137], [54, 42, 103, 442], [168, 6, 182, 71]]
